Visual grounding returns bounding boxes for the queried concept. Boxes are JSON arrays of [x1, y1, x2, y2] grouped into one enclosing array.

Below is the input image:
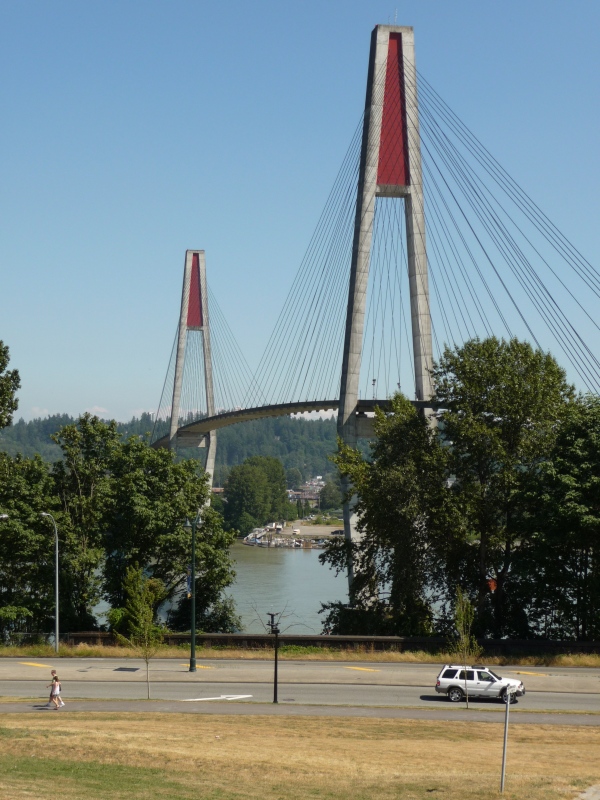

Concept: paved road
[[1, 658, 599, 717], [0, 699, 599, 726]]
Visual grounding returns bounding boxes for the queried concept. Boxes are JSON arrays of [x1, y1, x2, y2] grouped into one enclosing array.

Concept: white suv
[[435, 665, 525, 704]]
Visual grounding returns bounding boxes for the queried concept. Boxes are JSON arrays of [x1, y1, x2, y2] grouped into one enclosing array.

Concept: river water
[[226, 541, 349, 633]]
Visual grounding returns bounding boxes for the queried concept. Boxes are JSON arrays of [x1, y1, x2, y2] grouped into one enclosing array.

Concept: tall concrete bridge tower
[[169, 250, 217, 488], [338, 26, 433, 562]]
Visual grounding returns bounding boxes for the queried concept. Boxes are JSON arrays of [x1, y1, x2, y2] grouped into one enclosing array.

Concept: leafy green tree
[[432, 337, 574, 637], [50, 414, 120, 630], [0, 606, 33, 642], [296, 499, 303, 519], [512, 395, 600, 639], [319, 481, 342, 510], [0, 341, 20, 431], [112, 565, 165, 699], [224, 464, 271, 532], [321, 394, 453, 635], [0, 453, 58, 637], [103, 435, 213, 608], [246, 456, 288, 519], [451, 587, 482, 708]]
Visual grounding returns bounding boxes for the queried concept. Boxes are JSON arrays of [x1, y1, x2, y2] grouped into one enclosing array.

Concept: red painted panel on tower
[[187, 253, 203, 328], [377, 32, 409, 187]]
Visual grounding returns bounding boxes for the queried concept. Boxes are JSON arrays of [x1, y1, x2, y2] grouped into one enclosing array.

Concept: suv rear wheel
[[447, 686, 464, 703]]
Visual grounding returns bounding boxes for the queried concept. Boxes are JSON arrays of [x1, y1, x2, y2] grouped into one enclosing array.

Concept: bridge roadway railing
[[152, 398, 436, 449], [63, 631, 600, 655]]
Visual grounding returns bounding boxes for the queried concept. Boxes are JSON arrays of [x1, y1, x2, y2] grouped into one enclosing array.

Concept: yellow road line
[[514, 671, 549, 676], [344, 666, 379, 672], [19, 662, 53, 668], [179, 664, 213, 669]]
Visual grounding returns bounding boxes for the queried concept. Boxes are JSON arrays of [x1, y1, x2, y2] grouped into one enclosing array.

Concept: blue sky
[[1, 1, 599, 421]]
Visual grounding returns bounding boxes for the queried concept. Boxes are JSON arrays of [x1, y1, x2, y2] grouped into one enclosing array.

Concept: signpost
[[500, 686, 514, 792]]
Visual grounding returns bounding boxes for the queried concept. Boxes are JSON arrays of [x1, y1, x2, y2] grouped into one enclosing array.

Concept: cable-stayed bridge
[[151, 24, 600, 550]]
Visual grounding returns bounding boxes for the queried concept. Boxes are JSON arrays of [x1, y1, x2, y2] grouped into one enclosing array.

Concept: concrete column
[[198, 251, 217, 492], [338, 28, 391, 567], [169, 252, 193, 449], [338, 26, 389, 452], [402, 30, 433, 402]]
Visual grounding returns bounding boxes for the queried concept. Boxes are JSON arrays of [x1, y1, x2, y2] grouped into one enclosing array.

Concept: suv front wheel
[[501, 689, 517, 704], [447, 687, 464, 703]]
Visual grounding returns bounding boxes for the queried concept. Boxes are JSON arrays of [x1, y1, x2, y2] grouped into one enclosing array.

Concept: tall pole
[[268, 613, 280, 704], [185, 511, 202, 673], [190, 518, 196, 672], [500, 687, 513, 792], [41, 513, 59, 653]]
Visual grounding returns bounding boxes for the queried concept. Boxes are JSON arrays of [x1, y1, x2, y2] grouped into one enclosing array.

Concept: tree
[[451, 587, 482, 708], [246, 456, 288, 519], [224, 463, 271, 533], [511, 395, 600, 639], [51, 414, 120, 630], [112, 565, 165, 699], [0, 453, 58, 637], [432, 337, 575, 637], [319, 481, 342, 510], [161, 506, 239, 633], [320, 394, 453, 635], [103, 435, 213, 609], [286, 468, 303, 491], [0, 341, 20, 430]]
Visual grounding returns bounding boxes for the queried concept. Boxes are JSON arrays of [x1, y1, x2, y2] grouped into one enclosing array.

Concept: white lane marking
[[179, 694, 253, 702]]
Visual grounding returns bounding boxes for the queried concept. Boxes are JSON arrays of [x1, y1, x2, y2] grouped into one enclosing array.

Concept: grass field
[[0, 712, 597, 799], [1, 642, 600, 667]]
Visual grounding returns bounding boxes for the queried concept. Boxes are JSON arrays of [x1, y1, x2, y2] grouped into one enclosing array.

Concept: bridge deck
[[152, 398, 433, 449]]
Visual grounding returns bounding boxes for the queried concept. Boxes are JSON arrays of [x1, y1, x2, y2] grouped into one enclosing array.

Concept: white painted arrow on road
[[179, 694, 253, 702]]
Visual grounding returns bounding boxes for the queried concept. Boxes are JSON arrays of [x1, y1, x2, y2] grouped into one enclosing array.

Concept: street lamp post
[[267, 612, 280, 704], [184, 511, 203, 673], [40, 512, 59, 654]]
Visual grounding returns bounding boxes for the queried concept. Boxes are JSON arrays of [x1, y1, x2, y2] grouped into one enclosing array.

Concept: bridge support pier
[[337, 25, 433, 595]]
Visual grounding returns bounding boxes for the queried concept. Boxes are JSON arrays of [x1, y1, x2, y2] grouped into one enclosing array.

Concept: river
[[226, 541, 349, 633]]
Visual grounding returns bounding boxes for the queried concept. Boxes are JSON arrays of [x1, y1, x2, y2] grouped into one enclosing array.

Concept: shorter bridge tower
[[169, 250, 217, 487]]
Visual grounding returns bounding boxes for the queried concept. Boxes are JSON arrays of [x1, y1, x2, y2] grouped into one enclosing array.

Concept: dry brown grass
[[2, 641, 600, 668], [0, 712, 597, 799]]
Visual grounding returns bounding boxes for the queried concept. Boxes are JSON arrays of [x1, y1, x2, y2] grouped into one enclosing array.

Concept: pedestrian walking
[[46, 669, 57, 707], [47, 675, 64, 709]]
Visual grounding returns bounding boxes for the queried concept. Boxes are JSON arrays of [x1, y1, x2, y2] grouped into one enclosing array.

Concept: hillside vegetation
[[0, 412, 339, 482]]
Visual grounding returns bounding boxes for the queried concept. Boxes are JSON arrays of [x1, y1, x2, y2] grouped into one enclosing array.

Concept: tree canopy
[[0, 413, 238, 636], [0, 341, 20, 431], [321, 337, 594, 640]]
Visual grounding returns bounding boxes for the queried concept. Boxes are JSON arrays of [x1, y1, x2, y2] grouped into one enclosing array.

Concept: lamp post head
[[184, 518, 192, 531], [0, 514, 8, 520]]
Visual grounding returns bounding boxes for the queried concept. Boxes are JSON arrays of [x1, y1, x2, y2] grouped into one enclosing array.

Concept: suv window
[[458, 670, 475, 681], [442, 669, 458, 679], [478, 671, 494, 682]]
